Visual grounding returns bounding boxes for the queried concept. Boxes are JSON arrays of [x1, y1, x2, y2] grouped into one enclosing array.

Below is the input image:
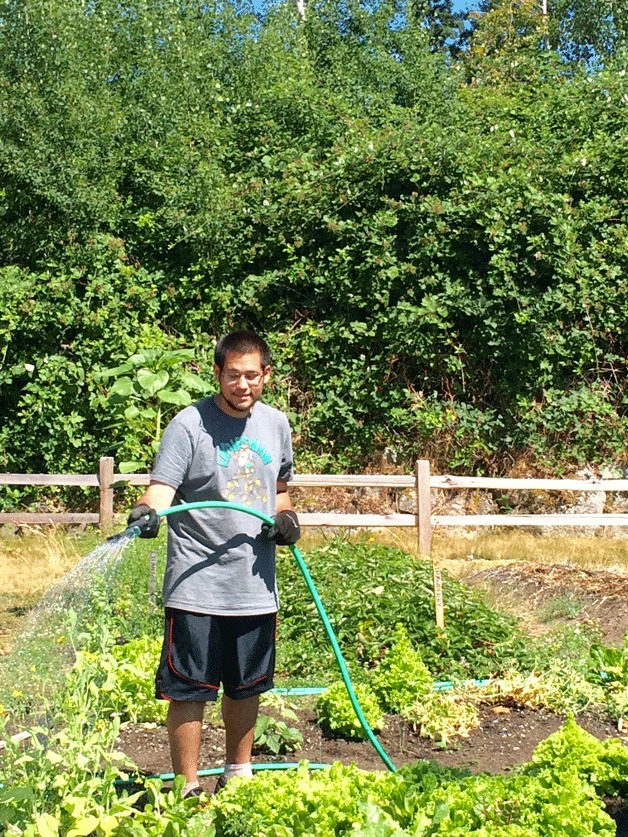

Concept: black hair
[[214, 330, 272, 370]]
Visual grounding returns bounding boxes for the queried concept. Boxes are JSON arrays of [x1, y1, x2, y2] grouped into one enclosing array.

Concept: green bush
[[0, 0, 627, 480]]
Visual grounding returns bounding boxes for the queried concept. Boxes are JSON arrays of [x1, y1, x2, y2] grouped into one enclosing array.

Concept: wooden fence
[[2, 458, 628, 626]]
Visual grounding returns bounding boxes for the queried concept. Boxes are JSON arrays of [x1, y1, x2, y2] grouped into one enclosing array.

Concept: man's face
[[214, 350, 271, 417]]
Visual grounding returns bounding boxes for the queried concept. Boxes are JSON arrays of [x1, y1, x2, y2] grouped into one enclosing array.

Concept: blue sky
[[453, 1, 481, 11]]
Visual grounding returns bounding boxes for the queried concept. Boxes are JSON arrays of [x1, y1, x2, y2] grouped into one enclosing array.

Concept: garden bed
[[117, 704, 623, 778]]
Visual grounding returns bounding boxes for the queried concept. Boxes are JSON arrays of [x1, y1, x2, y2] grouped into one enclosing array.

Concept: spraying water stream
[[0, 532, 138, 706]]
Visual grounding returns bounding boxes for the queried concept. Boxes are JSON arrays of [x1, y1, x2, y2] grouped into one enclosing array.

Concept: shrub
[[276, 539, 530, 682]]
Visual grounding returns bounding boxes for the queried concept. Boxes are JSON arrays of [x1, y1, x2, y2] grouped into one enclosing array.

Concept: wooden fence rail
[[2, 458, 628, 530], [3, 458, 628, 627]]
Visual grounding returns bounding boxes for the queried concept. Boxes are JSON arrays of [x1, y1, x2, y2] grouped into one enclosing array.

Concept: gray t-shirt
[[151, 396, 294, 616]]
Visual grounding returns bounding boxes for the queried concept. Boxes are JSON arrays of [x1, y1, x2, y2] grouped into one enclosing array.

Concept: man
[[127, 330, 300, 797]]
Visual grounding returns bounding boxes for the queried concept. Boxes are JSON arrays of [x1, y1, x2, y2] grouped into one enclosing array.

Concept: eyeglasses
[[221, 370, 264, 385]]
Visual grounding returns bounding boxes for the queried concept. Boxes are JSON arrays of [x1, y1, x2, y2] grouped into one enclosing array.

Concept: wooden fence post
[[416, 459, 444, 629], [99, 456, 115, 532]]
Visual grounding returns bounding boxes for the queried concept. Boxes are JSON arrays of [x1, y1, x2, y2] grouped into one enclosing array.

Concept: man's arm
[[136, 481, 177, 511], [276, 480, 294, 514]]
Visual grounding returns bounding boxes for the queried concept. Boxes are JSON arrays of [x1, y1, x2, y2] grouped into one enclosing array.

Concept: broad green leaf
[[107, 377, 136, 398], [35, 813, 59, 837], [66, 815, 100, 837], [162, 348, 195, 365], [96, 363, 133, 379], [180, 370, 212, 392], [137, 368, 169, 396], [156, 389, 192, 406], [118, 461, 146, 474]]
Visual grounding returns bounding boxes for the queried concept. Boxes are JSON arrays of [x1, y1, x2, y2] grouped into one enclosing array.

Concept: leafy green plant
[[407, 692, 480, 747], [96, 347, 213, 472], [196, 732, 621, 837], [276, 539, 531, 682], [203, 761, 400, 837], [316, 681, 384, 741], [254, 714, 303, 755], [370, 623, 433, 714], [522, 715, 628, 798], [0, 683, 136, 835], [110, 636, 168, 724], [590, 635, 628, 726]]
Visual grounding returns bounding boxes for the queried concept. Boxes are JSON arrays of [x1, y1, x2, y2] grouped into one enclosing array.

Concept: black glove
[[127, 503, 161, 538], [262, 510, 301, 545]]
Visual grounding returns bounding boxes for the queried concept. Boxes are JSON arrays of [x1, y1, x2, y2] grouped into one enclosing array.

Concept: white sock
[[223, 762, 253, 781], [183, 781, 200, 796]]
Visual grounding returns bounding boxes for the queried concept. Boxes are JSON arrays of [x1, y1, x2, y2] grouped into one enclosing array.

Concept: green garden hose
[[148, 500, 397, 773]]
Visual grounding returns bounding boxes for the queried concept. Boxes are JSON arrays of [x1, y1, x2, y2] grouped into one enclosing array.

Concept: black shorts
[[155, 608, 276, 702]]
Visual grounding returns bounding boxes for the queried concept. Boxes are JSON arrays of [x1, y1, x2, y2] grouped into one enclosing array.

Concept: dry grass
[[350, 528, 628, 577], [0, 527, 88, 647]]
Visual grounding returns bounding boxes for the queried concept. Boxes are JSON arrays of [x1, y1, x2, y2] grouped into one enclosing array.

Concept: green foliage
[[0, 0, 626, 480], [407, 691, 480, 746], [370, 623, 433, 714], [316, 681, 385, 740], [522, 714, 628, 798], [589, 635, 628, 724], [200, 734, 621, 836], [206, 761, 400, 837], [276, 539, 530, 682], [96, 347, 213, 472], [0, 684, 138, 835], [110, 637, 167, 724], [254, 714, 304, 755]]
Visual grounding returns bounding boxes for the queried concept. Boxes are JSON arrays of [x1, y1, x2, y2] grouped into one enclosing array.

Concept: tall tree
[[549, 0, 628, 63], [472, 0, 628, 63], [410, 0, 469, 52]]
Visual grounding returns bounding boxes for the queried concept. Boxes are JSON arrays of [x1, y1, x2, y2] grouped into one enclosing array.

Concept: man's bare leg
[[221, 694, 259, 779], [167, 700, 205, 792]]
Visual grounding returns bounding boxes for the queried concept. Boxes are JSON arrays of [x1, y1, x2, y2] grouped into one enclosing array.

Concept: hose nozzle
[[108, 505, 161, 541]]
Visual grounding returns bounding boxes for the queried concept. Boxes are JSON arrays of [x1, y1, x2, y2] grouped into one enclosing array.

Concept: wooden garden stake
[[416, 459, 444, 628], [149, 550, 157, 611]]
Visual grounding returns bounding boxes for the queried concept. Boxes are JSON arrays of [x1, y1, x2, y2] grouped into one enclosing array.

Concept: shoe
[[183, 785, 204, 799], [213, 774, 228, 794]]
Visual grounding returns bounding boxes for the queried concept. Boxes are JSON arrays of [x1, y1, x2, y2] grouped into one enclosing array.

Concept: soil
[[463, 561, 628, 646], [117, 705, 624, 779], [116, 705, 628, 833]]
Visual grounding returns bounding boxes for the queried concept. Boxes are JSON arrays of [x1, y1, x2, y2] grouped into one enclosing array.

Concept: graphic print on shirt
[[217, 435, 272, 504]]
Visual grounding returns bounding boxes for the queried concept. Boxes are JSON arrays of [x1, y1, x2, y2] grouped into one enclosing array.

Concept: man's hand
[[127, 503, 161, 538], [262, 510, 301, 545]]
